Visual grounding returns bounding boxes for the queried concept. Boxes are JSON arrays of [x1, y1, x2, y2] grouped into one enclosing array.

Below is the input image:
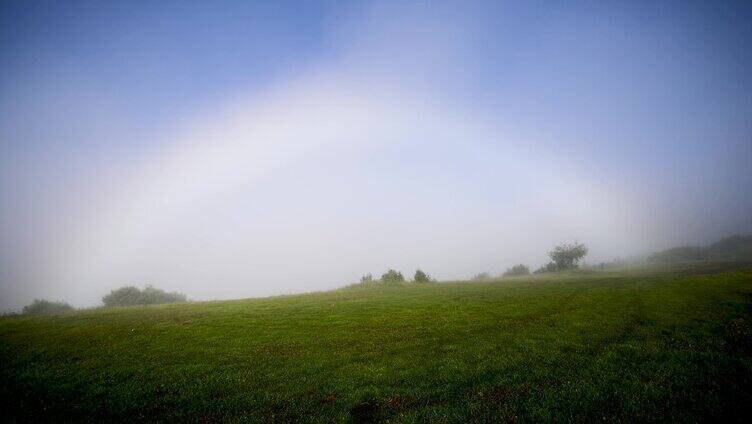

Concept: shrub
[[548, 242, 588, 270], [472, 272, 491, 281], [534, 262, 559, 274], [102, 285, 186, 307], [380, 269, 405, 284], [503, 264, 530, 277], [22, 299, 74, 315], [413, 269, 431, 283]]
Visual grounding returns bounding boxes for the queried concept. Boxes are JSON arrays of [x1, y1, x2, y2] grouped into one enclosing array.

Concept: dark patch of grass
[[2, 263, 752, 422]]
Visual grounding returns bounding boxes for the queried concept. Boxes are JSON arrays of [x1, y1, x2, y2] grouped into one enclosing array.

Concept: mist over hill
[[649, 235, 752, 263]]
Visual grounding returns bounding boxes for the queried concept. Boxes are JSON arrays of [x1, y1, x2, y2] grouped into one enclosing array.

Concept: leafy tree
[[360, 273, 374, 283], [22, 299, 74, 315], [380, 269, 405, 284], [413, 269, 431, 283], [503, 264, 530, 277], [548, 242, 588, 270]]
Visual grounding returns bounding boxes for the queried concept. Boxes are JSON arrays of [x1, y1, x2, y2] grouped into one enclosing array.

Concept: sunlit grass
[[2, 262, 751, 422]]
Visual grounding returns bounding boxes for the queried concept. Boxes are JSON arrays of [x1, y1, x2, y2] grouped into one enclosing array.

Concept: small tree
[[503, 264, 530, 277], [360, 273, 374, 284], [380, 269, 405, 284], [548, 242, 588, 270], [413, 269, 431, 283], [22, 299, 74, 315]]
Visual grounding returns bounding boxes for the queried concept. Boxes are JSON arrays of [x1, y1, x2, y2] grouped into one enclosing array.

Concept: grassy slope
[[2, 263, 752, 422]]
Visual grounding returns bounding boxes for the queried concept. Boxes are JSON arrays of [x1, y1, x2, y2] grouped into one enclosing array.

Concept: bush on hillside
[[102, 285, 186, 307], [414, 269, 431, 283], [360, 273, 374, 283], [380, 269, 405, 284], [503, 264, 530, 277], [549, 242, 588, 270], [534, 262, 559, 274], [22, 299, 74, 315]]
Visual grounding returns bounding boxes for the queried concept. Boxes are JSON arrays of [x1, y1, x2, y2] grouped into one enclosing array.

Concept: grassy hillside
[[2, 263, 752, 422]]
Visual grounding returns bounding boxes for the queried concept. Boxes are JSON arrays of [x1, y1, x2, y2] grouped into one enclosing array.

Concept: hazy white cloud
[[27, 67, 644, 307], [5, 1, 745, 310]]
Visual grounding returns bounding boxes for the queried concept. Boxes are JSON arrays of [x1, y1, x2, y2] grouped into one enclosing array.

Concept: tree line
[[359, 242, 589, 287], [358, 269, 434, 285], [16, 285, 187, 316], [15, 242, 591, 314], [22, 234, 749, 316], [472, 242, 588, 281]]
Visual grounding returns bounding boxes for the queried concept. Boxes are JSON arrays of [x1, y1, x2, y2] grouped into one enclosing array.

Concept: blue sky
[[1, 1, 751, 309]]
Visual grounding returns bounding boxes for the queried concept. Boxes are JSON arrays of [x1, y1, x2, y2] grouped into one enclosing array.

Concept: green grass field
[[2, 262, 752, 422]]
